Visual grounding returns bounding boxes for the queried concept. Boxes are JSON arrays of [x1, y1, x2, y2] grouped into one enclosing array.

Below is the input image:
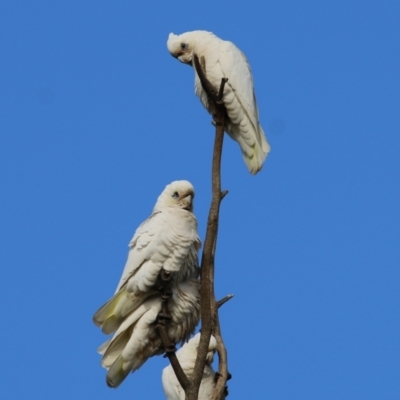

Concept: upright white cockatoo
[[93, 180, 201, 335], [100, 278, 200, 388], [93, 181, 202, 387], [167, 30, 270, 175], [162, 333, 222, 400]]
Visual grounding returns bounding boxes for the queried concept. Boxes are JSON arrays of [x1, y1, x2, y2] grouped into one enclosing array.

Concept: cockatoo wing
[[118, 209, 199, 294], [115, 211, 162, 293], [92, 286, 157, 334], [218, 40, 270, 171], [99, 298, 157, 368], [104, 301, 162, 388], [219, 42, 258, 135], [92, 212, 163, 334], [101, 279, 200, 388], [93, 209, 199, 335]]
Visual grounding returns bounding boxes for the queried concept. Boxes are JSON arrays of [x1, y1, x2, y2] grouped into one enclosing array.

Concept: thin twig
[[217, 294, 234, 309], [217, 77, 228, 103], [156, 324, 190, 390], [196, 56, 216, 100]]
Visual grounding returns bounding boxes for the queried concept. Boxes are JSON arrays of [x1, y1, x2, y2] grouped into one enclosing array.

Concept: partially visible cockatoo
[[101, 278, 200, 388], [93, 180, 201, 335], [167, 30, 270, 175], [162, 333, 222, 400]]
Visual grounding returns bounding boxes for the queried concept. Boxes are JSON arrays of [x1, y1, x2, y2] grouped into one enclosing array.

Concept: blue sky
[[1, 1, 399, 399]]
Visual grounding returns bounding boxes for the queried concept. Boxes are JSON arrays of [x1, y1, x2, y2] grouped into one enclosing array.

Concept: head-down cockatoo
[[93, 180, 201, 335], [167, 30, 270, 175], [162, 333, 223, 400], [93, 181, 201, 387]]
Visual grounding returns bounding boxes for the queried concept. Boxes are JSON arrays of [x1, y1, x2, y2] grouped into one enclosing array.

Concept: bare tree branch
[[157, 54, 230, 400], [211, 315, 229, 400], [156, 323, 190, 391], [185, 54, 230, 400], [217, 294, 234, 309]]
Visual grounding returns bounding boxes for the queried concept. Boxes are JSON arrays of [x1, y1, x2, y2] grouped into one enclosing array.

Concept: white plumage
[[167, 30, 270, 174], [101, 278, 200, 388], [93, 181, 201, 388], [93, 180, 201, 335], [162, 333, 221, 400]]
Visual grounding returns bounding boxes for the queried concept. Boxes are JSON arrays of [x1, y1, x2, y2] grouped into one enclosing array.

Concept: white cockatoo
[[93, 181, 202, 387], [162, 333, 222, 400], [101, 278, 200, 388], [93, 180, 201, 335], [167, 30, 270, 175]]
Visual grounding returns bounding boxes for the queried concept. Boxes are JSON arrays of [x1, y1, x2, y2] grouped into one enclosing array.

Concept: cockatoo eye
[[172, 192, 179, 199], [180, 43, 188, 51]]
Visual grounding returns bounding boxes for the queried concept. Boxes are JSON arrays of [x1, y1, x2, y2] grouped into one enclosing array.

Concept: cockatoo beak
[[170, 52, 186, 64], [180, 190, 194, 200], [180, 190, 194, 211], [176, 53, 186, 63]]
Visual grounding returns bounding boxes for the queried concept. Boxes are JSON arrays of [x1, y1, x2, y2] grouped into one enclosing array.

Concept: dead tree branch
[[217, 294, 234, 309], [185, 54, 230, 400], [158, 54, 231, 400]]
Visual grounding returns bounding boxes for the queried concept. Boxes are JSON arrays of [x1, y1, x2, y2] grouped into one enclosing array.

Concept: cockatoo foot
[[224, 386, 229, 397], [165, 344, 177, 354], [214, 371, 232, 383], [160, 269, 172, 281]]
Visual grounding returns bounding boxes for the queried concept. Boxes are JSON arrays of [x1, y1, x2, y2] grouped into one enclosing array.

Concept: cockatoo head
[[167, 31, 213, 65], [167, 32, 196, 64], [155, 180, 195, 212]]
